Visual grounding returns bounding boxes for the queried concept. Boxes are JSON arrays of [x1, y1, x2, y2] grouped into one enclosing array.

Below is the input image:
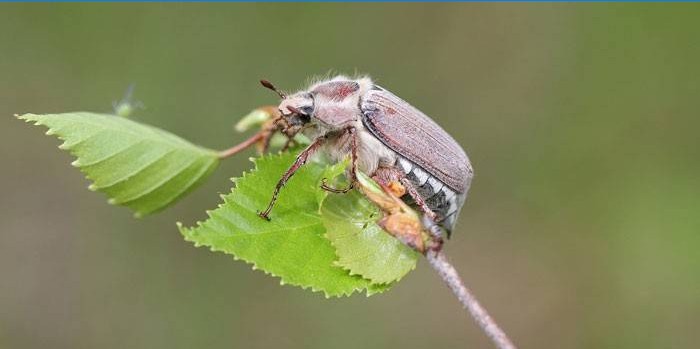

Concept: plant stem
[[426, 250, 517, 349], [218, 132, 263, 159]]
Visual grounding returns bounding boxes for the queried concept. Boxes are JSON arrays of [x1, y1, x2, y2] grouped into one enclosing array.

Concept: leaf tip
[[15, 113, 33, 121]]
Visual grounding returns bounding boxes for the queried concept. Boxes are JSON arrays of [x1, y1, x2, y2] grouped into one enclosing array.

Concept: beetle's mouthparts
[[286, 105, 303, 115], [283, 106, 310, 125]]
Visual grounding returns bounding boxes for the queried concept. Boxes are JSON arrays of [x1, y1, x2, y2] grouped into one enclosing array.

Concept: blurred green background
[[1, 4, 699, 349]]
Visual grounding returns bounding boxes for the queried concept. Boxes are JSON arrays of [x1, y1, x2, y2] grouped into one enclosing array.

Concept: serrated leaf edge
[[178, 153, 385, 298], [17, 113, 219, 217], [321, 197, 416, 286]]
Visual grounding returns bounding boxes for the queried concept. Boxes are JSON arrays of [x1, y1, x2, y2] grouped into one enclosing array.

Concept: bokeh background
[[1, 4, 699, 349]]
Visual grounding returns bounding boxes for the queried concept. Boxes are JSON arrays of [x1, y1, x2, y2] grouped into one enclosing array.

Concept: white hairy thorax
[[303, 75, 398, 176]]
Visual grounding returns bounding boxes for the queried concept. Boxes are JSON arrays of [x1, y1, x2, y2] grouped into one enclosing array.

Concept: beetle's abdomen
[[396, 157, 467, 235]]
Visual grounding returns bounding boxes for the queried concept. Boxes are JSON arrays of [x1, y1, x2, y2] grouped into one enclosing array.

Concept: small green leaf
[[234, 109, 272, 132], [18, 112, 219, 217], [179, 151, 388, 297], [321, 189, 419, 285], [232, 107, 310, 148]]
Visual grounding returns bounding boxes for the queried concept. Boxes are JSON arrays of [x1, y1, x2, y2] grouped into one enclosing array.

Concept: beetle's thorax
[[297, 76, 397, 175], [307, 76, 372, 130]]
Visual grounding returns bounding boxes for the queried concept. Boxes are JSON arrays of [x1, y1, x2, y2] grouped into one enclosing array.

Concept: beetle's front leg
[[320, 126, 357, 194], [258, 136, 326, 220], [219, 113, 291, 159]]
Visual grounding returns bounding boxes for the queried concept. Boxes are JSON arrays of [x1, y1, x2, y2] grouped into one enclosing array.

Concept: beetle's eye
[[300, 106, 313, 115]]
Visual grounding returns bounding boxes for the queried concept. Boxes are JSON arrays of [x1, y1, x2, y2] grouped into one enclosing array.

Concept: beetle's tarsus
[[320, 178, 354, 194], [257, 210, 271, 221], [421, 214, 445, 253]]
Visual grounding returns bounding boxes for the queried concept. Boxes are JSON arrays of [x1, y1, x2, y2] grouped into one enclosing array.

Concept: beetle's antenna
[[260, 79, 286, 99]]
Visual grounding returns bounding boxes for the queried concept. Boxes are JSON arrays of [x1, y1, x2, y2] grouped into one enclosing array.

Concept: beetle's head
[[260, 79, 314, 127]]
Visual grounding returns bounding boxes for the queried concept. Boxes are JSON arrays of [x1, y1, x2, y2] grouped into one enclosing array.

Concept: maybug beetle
[[232, 75, 473, 249]]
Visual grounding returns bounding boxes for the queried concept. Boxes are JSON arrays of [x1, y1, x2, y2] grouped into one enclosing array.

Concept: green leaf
[[20, 111, 417, 295], [179, 151, 388, 297], [321, 189, 419, 285], [234, 109, 272, 132], [18, 112, 219, 217]]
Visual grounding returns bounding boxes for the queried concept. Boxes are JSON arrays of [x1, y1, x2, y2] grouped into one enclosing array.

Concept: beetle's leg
[[321, 127, 357, 194], [398, 177, 445, 248], [371, 166, 444, 251], [258, 136, 326, 221], [399, 178, 437, 221], [276, 117, 312, 152], [346, 127, 358, 185], [320, 178, 354, 194], [372, 166, 437, 220], [258, 115, 285, 153], [396, 177, 444, 251], [420, 214, 444, 252], [219, 113, 288, 158]]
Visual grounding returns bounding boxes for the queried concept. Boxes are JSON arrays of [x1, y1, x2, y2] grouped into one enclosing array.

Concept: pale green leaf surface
[[18, 112, 219, 217], [321, 189, 419, 285], [179, 151, 388, 297]]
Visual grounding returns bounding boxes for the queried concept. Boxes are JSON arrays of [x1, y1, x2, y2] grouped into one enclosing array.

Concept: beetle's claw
[[257, 210, 271, 221], [420, 214, 444, 253], [320, 178, 354, 194]]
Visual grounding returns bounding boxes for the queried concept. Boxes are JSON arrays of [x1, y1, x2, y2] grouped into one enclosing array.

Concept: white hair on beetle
[[304, 72, 373, 91], [303, 70, 337, 90], [297, 75, 395, 175]]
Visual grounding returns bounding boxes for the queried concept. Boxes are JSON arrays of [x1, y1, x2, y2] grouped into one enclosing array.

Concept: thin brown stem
[[426, 250, 517, 349], [218, 132, 264, 159]]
